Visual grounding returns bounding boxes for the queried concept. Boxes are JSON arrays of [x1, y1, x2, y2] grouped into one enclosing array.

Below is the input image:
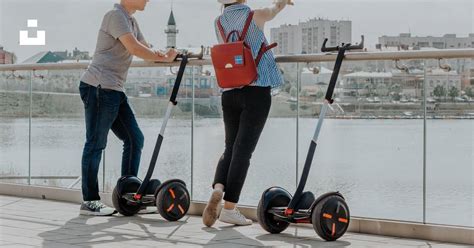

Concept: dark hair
[[224, 0, 245, 8], [224, 3, 238, 8]]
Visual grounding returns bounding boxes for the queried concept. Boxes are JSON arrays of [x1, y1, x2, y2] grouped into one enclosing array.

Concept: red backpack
[[211, 11, 277, 88]]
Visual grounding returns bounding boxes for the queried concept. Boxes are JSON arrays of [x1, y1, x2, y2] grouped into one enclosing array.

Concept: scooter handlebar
[[321, 35, 365, 52], [175, 45, 205, 60]]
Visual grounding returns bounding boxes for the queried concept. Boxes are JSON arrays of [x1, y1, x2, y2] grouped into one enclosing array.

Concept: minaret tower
[[165, 4, 178, 48]]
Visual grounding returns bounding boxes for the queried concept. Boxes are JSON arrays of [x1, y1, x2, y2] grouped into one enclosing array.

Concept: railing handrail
[[0, 49, 473, 71]]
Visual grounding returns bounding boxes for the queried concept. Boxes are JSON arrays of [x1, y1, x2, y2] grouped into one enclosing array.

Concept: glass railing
[[0, 50, 472, 228]]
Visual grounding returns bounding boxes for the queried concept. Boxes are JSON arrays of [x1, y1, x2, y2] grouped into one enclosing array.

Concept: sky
[[0, 0, 473, 62]]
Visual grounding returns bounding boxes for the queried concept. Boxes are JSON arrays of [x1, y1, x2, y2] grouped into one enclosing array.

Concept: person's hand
[[154, 50, 166, 57], [274, 0, 294, 5], [165, 48, 179, 62]]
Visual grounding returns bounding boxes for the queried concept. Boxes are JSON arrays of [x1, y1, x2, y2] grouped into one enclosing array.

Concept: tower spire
[[165, 4, 178, 48]]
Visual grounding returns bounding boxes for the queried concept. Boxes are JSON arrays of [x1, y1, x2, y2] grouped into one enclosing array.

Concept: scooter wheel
[[312, 195, 350, 241], [156, 182, 190, 221], [112, 177, 142, 216], [257, 187, 291, 234]]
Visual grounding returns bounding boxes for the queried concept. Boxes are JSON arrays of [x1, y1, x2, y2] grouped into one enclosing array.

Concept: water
[[0, 117, 472, 227]]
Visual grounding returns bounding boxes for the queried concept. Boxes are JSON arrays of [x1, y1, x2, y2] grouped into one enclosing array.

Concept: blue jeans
[[79, 82, 144, 201]]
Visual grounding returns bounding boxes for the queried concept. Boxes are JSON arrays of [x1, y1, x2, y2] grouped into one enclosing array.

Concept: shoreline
[[1, 91, 473, 119]]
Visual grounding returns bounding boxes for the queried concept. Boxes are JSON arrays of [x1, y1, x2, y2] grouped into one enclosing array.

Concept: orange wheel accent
[[331, 223, 336, 236], [169, 188, 176, 199], [177, 204, 185, 214], [323, 213, 333, 219], [166, 203, 175, 212], [338, 218, 348, 223]]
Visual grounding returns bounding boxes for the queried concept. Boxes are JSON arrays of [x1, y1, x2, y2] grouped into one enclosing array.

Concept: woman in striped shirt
[[203, 0, 293, 227]]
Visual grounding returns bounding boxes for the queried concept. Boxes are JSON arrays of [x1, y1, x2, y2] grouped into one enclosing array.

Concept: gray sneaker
[[80, 201, 117, 216]]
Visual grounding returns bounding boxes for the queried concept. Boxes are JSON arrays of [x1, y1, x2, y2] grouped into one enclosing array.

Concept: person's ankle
[[223, 202, 236, 210]]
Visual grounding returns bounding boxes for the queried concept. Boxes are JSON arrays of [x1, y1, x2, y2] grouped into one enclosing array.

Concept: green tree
[[448, 86, 459, 100], [290, 86, 297, 98], [316, 91, 324, 99], [389, 83, 402, 101], [465, 87, 474, 97], [433, 85, 446, 99], [391, 92, 401, 101], [283, 82, 293, 93]]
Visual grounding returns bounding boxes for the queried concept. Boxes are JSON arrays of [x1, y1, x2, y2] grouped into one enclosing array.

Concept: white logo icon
[[19, 19, 46, 46]]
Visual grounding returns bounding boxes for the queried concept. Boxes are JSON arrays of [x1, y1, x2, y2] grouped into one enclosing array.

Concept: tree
[[391, 92, 401, 101], [389, 83, 402, 101], [12, 53, 18, 64], [315, 91, 324, 99], [433, 85, 446, 99], [283, 81, 292, 93], [465, 87, 474, 97], [390, 83, 402, 94], [448, 86, 459, 100], [290, 86, 297, 98]]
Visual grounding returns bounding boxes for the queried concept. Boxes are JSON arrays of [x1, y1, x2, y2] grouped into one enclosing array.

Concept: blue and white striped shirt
[[215, 4, 283, 90]]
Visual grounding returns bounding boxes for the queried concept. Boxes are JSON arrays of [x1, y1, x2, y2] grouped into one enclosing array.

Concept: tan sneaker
[[202, 189, 223, 227]]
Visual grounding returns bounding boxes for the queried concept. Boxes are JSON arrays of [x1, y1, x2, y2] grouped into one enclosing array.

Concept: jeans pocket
[[99, 88, 120, 113], [79, 82, 91, 108]]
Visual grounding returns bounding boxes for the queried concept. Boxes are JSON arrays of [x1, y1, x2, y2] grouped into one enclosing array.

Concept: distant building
[[470, 68, 474, 87], [53, 48, 90, 61], [378, 33, 474, 50], [300, 67, 333, 98], [23, 47, 91, 64], [271, 18, 352, 55], [425, 69, 462, 98], [339, 69, 462, 101], [0, 46, 16, 64], [165, 10, 178, 48], [162, 65, 219, 98], [341, 71, 393, 100], [22, 51, 64, 64]]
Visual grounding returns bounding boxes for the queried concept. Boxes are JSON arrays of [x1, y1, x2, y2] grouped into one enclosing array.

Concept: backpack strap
[[216, 17, 227, 43], [255, 42, 278, 66], [217, 11, 254, 43], [240, 11, 254, 41]]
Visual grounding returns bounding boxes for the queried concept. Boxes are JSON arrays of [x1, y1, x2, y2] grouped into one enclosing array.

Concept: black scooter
[[257, 36, 364, 241], [112, 48, 203, 221]]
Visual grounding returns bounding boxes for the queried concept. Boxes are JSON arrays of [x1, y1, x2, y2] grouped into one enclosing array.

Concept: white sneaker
[[80, 201, 116, 216], [218, 207, 252, 226]]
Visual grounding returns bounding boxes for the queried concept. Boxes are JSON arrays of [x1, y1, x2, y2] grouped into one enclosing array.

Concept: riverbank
[[1, 91, 473, 119]]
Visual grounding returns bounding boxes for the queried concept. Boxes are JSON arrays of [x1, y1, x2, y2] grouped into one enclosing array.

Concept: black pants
[[213, 86, 271, 203]]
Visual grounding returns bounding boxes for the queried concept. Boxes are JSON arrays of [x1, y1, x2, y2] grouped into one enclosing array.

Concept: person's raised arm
[[254, 0, 294, 29]]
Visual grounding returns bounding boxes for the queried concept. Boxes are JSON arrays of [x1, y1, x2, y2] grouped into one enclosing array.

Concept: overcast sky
[[1, 0, 473, 62]]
